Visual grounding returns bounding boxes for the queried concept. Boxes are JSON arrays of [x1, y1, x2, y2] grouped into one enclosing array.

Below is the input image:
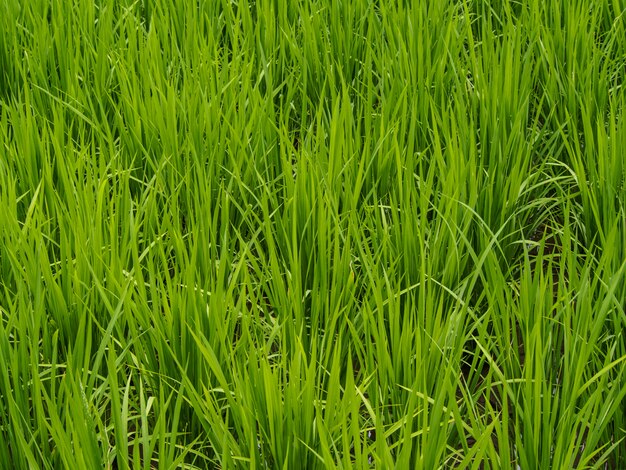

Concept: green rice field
[[1, 0, 626, 468]]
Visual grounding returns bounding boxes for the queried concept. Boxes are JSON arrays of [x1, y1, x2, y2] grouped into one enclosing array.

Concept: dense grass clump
[[1, 0, 626, 468]]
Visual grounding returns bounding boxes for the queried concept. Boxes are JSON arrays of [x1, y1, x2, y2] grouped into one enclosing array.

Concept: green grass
[[1, 0, 625, 468]]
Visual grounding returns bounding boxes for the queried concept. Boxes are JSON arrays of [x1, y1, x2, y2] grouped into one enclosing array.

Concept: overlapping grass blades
[[1, 0, 625, 468]]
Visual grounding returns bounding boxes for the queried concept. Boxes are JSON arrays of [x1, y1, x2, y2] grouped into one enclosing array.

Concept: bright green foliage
[[1, 0, 625, 468]]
